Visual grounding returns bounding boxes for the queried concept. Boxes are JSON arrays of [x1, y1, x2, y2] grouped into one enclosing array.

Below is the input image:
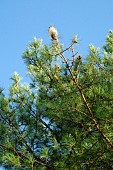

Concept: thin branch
[[60, 51, 113, 148], [52, 42, 75, 56], [0, 143, 27, 159]]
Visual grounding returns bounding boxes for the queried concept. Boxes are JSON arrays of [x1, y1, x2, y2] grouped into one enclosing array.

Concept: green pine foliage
[[0, 31, 113, 169]]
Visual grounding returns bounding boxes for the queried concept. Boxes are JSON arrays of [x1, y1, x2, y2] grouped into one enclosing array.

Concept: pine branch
[[0, 143, 27, 159], [0, 109, 53, 169], [60, 47, 113, 149]]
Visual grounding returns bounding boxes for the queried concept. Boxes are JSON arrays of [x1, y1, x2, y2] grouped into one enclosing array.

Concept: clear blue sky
[[0, 0, 113, 93]]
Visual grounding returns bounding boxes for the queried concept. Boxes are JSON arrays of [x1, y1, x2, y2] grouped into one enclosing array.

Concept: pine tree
[[0, 31, 113, 169]]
